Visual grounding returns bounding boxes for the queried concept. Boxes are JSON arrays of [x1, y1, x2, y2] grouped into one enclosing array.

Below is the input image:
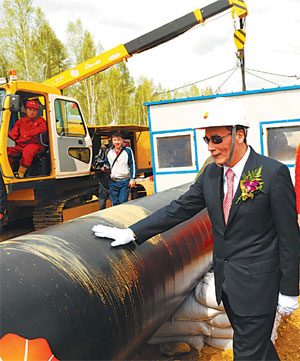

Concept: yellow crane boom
[[42, 0, 247, 90]]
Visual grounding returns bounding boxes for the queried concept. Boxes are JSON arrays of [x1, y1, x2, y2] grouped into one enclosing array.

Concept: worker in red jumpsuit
[[8, 100, 47, 178]]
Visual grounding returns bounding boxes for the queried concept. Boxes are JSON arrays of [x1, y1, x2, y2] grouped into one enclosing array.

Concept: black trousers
[[222, 291, 280, 361], [98, 173, 110, 210]]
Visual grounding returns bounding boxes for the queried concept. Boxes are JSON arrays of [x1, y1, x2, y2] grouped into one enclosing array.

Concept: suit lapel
[[226, 147, 257, 226]]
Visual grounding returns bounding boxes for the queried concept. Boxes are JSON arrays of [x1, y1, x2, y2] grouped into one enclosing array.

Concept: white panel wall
[[155, 173, 197, 192], [148, 87, 300, 192]]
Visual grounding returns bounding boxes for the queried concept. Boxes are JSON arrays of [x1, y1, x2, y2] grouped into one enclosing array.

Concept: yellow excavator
[[0, 0, 247, 238]]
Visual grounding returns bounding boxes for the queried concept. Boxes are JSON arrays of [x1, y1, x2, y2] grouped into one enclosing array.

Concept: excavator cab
[[6, 92, 50, 178], [0, 81, 97, 236], [1, 80, 93, 184]]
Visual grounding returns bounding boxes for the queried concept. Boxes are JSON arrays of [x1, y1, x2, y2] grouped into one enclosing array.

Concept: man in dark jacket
[[295, 143, 300, 228], [92, 97, 299, 360], [93, 145, 110, 210], [0, 172, 7, 224]]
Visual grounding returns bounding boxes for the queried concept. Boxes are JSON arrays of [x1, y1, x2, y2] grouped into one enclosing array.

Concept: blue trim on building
[[260, 118, 300, 126], [149, 128, 199, 191], [151, 128, 195, 135], [259, 122, 264, 156], [146, 86, 300, 192], [155, 170, 198, 175], [193, 128, 200, 173], [147, 105, 158, 193], [259, 118, 300, 168], [147, 105, 153, 132], [144, 85, 300, 106]]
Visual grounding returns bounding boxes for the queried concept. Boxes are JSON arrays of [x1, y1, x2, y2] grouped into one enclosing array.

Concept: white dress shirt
[[223, 146, 250, 198]]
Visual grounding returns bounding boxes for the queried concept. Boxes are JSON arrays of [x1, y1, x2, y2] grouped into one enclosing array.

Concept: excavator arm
[[43, 0, 247, 90]]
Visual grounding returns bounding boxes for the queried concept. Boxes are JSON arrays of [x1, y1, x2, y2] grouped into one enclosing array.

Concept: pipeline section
[[0, 183, 213, 360]]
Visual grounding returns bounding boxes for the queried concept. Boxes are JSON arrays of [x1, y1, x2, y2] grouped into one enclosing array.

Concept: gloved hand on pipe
[[277, 292, 299, 316], [92, 225, 135, 247]]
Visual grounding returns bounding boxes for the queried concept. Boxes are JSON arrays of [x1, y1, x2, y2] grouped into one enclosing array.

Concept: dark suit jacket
[[0, 173, 7, 216], [131, 148, 300, 316]]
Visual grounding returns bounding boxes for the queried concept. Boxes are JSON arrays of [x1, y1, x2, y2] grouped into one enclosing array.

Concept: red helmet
[[25, 100, 39, 110]]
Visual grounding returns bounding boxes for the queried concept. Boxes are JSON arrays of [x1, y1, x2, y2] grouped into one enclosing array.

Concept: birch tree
[[32, 8, 69, 81], [1, 0, 35, 80], [132, 76, 155, 125], [0, 0, 68, 81], [65, 20, 103, 125], [98, 62, 135, 125]]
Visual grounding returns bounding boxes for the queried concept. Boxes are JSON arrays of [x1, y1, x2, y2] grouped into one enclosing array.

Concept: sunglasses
[[203, 132, 232, 144]]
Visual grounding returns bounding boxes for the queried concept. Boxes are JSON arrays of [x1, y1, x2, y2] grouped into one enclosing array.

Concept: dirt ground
[[133, 295, 300, 361]]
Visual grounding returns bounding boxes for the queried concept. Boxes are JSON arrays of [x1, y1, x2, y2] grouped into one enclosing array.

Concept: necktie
[[223, 169, 235, 225]]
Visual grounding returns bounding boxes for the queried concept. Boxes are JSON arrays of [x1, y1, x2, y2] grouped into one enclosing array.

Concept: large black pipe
[[0, 183, 213, 360]]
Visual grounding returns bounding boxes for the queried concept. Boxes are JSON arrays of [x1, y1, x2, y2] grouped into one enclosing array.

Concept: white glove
[[92, 225, 135, 247], [277, 292, 299, 315]]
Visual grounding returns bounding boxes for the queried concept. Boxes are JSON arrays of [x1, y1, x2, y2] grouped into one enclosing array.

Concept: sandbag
[[271, 311, 281, 344], [153, 320, 211, 338], [210, 326, 233, 339], [149, 335, 205, 351], [204, 336, 233, 351], [151, 270, 234, 353], [206, 312, 231, 328], [172, 293, 222, 321], [194, 271, 224, 311]]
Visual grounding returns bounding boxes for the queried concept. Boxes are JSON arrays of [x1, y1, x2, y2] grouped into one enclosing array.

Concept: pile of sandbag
[[148, 270, 233, 351], [149, 269, 282, 352]]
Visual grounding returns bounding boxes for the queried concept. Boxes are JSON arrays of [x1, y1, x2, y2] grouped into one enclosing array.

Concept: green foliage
[[242, 165, 263, 182], [96, 62, 135, 125], [0, 0, 68, 81], [0, 0, 35, 79], [151, 84, 213, 103], [132, 77, 155, 125], [32, 8, 69, 81], [65, 20, 104, 125]]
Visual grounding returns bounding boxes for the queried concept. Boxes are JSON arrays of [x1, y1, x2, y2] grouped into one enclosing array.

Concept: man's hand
[[92, 225, 135, 247], [277, 292, 299, 316], [297, 214, 300, 228], [129, 179, 136, 188], [101, 165, 110, 173]]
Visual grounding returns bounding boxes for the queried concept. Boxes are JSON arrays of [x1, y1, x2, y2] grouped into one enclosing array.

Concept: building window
[[153, 130, 197, 172], [157, 135, 192, 168], [267, 125, 300, 163]]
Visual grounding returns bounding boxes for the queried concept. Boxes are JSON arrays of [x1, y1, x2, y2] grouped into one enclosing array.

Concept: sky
[[32, 0, 300, 94]]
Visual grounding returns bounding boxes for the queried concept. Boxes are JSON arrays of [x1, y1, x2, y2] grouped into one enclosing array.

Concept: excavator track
[[33, 200, 66, 230], [0, 187, 99, 242], [33, 187, 98, 230]]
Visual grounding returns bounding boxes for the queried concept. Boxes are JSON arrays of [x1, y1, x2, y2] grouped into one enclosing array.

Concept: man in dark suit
[[0, 171, 7, 225], [93, 97, 299, 360]]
